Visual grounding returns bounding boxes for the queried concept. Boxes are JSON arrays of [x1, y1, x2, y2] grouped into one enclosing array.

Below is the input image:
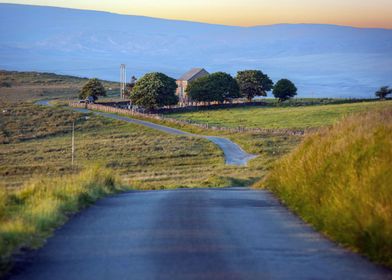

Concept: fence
[[69, 102, 307, 136]]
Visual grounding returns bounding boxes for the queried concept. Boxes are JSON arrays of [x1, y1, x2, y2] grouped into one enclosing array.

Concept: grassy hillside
[[0, 167, 123, 274], [0, 70, 119, 103], [258, 108, 392, 267], [0, 103, 291, 189], [168, 101, 392, 129]]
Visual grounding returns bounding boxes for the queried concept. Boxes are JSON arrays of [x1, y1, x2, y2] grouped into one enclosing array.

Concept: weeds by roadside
[[0, 166, 124, 275], [258, 108, 392, 267]]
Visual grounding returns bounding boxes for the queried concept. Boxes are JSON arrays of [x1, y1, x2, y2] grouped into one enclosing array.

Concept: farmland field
[[168, 100, 392, 129], [0, 103, 296, 189]]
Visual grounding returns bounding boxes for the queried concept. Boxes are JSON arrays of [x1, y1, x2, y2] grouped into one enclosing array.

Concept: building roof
[[178, 68, 208, 81]]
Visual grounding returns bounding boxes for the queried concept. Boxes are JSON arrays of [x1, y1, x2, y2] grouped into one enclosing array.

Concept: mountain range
[[1, 3, 392, 97]]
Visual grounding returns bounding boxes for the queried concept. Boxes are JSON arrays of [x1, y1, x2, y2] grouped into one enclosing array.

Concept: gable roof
[[178, 68, 208, 81]]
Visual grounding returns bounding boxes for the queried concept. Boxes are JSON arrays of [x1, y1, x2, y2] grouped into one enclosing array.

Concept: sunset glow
[[1, 0, 392, 29]]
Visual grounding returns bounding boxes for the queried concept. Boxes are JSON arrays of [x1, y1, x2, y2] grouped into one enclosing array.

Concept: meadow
[[258, 108, 392, 267], [0, 102, 296, 190], [168, 100, 392, 129]]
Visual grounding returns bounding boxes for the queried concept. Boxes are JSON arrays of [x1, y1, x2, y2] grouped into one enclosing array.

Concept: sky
[[1, 0, 392, 28]]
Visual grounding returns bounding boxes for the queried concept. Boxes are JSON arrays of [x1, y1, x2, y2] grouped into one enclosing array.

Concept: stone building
[[176, 68, 209, 104]]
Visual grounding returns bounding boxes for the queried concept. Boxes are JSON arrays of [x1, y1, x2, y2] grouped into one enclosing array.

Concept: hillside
[[1, 4, 392, 97], [260, 108, 392, 267], [0, 70, 119, 102]]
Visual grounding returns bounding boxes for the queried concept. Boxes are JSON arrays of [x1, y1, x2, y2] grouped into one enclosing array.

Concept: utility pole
[[71, 121, 75, 167], [120, 64, 126, 99]]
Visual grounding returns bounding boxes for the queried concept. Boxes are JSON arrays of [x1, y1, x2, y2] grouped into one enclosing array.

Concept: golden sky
[[2, 0, 392, 28]]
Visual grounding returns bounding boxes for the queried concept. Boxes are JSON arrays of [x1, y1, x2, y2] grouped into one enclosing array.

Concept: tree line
[[128, 70, 297, 110], [79, 71, 297, 110], [79, 72, 391, 111]]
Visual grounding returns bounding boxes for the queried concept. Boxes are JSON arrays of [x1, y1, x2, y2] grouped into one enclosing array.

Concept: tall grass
[[258, 108, 392, 267], [0, 166, 124, 273]]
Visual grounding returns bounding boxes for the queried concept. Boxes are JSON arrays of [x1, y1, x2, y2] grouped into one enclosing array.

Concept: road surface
[[8, 188, 391, 280], [36, 101, 256, 166]]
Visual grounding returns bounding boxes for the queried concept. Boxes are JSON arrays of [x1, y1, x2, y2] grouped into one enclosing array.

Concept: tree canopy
[[273, 79, 298, 102], [79, 78, 106, 101], [375, 86, 392, 100], [186, 72, 239, 103], [130, 72, 178, 110], [236, 70, 274, 101]]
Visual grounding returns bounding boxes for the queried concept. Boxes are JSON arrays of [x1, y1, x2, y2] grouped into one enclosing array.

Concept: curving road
[[8, 188, 391, 280], [36, 101, 256, 166]]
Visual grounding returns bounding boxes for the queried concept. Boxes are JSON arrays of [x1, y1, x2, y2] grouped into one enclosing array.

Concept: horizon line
[[1, 2, 391, 31]]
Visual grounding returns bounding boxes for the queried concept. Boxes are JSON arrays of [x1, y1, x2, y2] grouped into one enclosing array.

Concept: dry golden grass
[[0, 167, 124, 274], [259, 107, 392, 267]]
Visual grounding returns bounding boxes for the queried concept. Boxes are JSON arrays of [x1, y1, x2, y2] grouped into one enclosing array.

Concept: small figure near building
[[176, 68, 209, 105]]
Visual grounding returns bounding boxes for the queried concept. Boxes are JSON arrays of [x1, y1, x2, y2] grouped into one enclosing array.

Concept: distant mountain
[[0, 3, 391, 97]]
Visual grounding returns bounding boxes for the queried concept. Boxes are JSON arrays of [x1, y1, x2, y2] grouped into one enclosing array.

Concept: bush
[[259, 108, 392, 267]]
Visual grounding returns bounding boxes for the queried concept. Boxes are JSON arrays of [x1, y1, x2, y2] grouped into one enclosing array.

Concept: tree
[[375, 86, 392, 100], [273, 79, 297, 102], [79, 78, 106, 101], [236, 70, 274, 101], [130, 72, 178, 110], [124, 76, 137, 98], [186, 72, 239, 103]]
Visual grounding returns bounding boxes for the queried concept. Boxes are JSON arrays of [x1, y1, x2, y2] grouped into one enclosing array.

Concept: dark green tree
[[79, 78, 106, 101], [273, 79, 298, 102], [375, 86, 392, 100], [186, 72, 239, 103], [236, 70, 274, 101], [125, 76, 138, 98], [130, 72, 178, 110]]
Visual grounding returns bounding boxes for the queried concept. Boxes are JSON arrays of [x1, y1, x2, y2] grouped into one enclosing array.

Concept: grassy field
[[0, 103, 297, 189], [0, 88, 300, 274], [168, 100, 392, 129], [258, 108, 392, 267], [0, 167, 123, 274], [0, 70, 119, 103]]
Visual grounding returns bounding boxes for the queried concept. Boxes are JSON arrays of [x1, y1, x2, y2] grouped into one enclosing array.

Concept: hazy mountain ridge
[[1, 3, 391, 97]]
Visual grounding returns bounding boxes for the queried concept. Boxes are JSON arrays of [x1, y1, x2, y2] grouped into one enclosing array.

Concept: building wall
[[176, 80, 189, 104], [176, 69, 209, 105]]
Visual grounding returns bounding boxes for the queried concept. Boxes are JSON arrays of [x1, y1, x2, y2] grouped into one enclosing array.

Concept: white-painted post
[[71, 121, 75, 167]]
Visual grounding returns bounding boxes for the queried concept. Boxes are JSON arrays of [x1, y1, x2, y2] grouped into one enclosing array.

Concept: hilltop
[[0, 3, 391, 98], [0, 70, 119, 102]]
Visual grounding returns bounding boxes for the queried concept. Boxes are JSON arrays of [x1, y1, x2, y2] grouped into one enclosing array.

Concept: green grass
[[257, 108, 392, 267], [1, 103, 296, 189], [0, 166, 124, 274], [168, 100, 392, 129]]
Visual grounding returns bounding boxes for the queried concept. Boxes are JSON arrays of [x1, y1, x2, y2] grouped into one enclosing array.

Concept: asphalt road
[[8, 188, 391, 280], [36, 101, 256, 165]]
